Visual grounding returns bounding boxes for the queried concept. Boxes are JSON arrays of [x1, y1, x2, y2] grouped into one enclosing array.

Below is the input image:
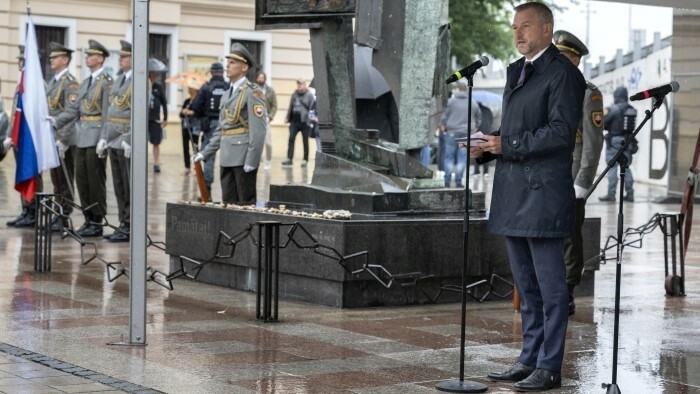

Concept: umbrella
[[354, 44, 391, 100], [148, 58, 168, 72], [165, 72, 207, 88]]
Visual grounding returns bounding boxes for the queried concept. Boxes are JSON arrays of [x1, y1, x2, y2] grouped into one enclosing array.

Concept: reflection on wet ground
[[0, 136, 698, 393]]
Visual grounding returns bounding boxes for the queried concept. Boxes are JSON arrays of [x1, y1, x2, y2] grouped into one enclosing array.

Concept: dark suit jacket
[[479, 44, 586, 238]]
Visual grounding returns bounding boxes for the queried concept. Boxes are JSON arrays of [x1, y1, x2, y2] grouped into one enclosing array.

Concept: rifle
[[185, 114, 209, 202]]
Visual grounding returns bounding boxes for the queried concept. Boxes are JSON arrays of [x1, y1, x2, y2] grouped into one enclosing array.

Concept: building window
[[35, 25, 66, 82], [230, 39, 262, 81], [149, 33, 170, 84]]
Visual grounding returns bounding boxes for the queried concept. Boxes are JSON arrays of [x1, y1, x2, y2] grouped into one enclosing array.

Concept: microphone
[[445, 56, 489, 84], [630, 81, 680, 101]]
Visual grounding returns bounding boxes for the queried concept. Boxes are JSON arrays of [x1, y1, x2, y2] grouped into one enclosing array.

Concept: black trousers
[[220, 166, 257, 205], [49, 146, 75, 215], [564, 198, 586, 286], [74, 146, 107, 218], [287, 120, 309, 161], [109, 148, 130, 225]]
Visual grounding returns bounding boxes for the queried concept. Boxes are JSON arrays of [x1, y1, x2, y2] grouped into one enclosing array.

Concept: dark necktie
[[517, 61, 530, 86], [120, 75, 125, 88], [87, 75, 93, 89]]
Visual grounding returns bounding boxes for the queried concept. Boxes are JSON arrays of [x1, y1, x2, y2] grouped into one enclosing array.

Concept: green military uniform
[[7, 45, 43, 228], [47, 42, 79, 222], [200, 43, 267, 204], [102, 40, 133, 242], [54, 39, 113, 236], [555, 30, 605, 314]]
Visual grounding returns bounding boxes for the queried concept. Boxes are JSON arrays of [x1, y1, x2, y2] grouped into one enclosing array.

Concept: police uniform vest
[[208, 78, 229, 119]]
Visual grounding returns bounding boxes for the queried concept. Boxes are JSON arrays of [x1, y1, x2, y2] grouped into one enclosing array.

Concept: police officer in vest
[[6, 45, 44, 228], [47, 42, 80, 232], [599, 86, 637, 202], [193, 43, 267, 204], [554, 30, 605, 315], [52, 39, 113, 237], [100, 40, 133, 242], [187, 62, 229, 199]]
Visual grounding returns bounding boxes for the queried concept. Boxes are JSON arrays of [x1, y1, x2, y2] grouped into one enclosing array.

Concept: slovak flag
[[11, 14, 59, 201]]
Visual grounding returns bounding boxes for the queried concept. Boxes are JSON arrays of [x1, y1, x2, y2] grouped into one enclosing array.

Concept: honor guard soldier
[[47, 42, 80, 232], [52, 39, 113, 237], [554, 30, 605, 315], [193, 43, 267, 205], [100, 40, 133, 242], [6, 45, 44, 228]]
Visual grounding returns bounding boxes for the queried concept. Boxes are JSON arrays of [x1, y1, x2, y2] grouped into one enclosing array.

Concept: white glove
[[243, 164, 256, 173], [121, 140, 131, 159], [56, 140, 68, 159], [3, 137, 11, 151], [192, 152, 204, 163], [95, 139, 107, 158], [574, 184, 588, 199], [46, 116, 57, 128]]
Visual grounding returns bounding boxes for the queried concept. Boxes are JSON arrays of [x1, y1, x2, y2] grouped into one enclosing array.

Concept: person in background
[[46, 42, 80, 232], [554, 30, 605, 316], [179, 78, 202, 176], [471, 3, 585, 391], [185, 62, 228, 199], [439, 80, 481, 188], [599, 86, 637, 203], [148, 67, 168, 173], [255, 71, 277, 171], [282, 79, 314, 168]]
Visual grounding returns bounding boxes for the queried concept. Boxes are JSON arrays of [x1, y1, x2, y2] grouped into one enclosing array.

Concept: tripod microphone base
[[603, 383, 621, 394], [436, 379, 488, 393]]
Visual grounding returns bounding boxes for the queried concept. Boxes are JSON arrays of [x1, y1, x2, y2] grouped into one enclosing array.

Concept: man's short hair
[[514, 2, 554, 26]]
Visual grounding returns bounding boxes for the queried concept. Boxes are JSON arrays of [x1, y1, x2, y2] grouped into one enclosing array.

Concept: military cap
[[119, 40, 132, 56], [17, 45, 25, 59], [225, 42, 255, 68], [553, 30, 589, 57], [48, 42, 74, 58], [86, 39, 110, 57], [210, 62, 224, 73]]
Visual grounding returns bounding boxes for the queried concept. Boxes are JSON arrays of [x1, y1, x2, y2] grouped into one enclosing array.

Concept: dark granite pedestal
[[165, 203, 601, 308]]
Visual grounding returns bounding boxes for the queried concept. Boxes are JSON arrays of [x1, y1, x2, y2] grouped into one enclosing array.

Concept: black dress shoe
[[488, 362, 535, 382], [107, 231, 129, 243], [514, 368, 561, 392], [77, 224, 103, 237]]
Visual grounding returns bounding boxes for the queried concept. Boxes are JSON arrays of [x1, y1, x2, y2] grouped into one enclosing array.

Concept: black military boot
[[6, 208, 27, 227], [79, 215, 103, 237], [14, 207, 36, 228]]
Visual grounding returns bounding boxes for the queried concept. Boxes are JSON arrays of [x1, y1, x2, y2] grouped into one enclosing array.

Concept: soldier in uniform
[[46, 42, 80, 231], [100, 40, 133, 242], [6, 45, 44, 228], [554, 30, 605, 315], [53, 39, 113, 237], [193, 43, 266, 205]]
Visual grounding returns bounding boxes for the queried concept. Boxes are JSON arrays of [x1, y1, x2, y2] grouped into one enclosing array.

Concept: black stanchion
[[585, 94, 668, 394], [256, 221, 281, 322], [34, 193, 53, 272], [436, 75, 487, 393], [659, 213, 686, 296]]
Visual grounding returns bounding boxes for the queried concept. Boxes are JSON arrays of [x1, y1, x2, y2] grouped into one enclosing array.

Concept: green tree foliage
[[449, 0, 517, 66], [448, 0, 565, 66]]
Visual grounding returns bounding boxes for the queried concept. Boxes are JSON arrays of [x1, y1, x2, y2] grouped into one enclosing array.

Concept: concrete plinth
[[165, 203, 600, 308]]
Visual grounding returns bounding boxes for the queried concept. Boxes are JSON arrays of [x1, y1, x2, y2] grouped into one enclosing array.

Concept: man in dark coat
[[470, 2, 586, 391]]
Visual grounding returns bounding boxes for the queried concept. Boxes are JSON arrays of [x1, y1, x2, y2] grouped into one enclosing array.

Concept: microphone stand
[[584, 94, 666, 394], [436, 75, 487, 393]]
